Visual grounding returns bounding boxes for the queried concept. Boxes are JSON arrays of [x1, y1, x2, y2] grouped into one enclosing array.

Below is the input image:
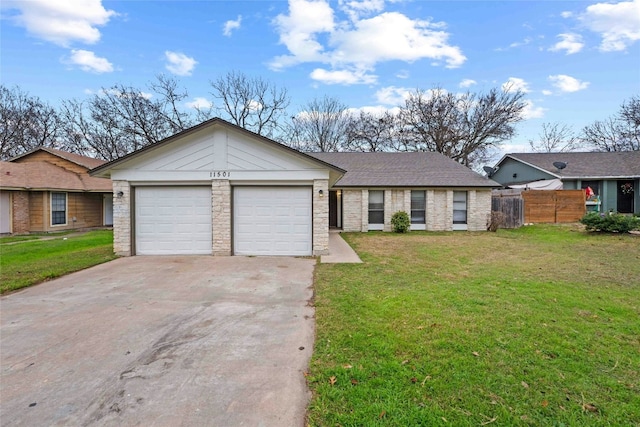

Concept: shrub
[[391, 211, 410, 233], [487, 211, 506, 232], [580, 212, 640, 233]]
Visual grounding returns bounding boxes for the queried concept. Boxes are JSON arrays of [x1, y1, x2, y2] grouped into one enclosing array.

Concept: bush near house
[[391, 211, 410, 233], [580, 212, 640, 233]]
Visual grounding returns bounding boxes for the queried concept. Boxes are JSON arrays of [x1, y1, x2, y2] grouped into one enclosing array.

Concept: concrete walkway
[[321, 231, 362, 263]]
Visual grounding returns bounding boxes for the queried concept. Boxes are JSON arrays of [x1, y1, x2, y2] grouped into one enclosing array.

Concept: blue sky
[[1, 0, 639, 155]]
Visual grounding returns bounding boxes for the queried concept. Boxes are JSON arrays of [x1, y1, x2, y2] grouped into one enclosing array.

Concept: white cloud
[[375, 86, 411, 105], [542, 89, 553, 96], [164, 51, 197, 76], [395, 69, 410, 79], [502, 77, 531, 93], [521, 100, 546, 119], [185, 97, 212, 109], [548, 74, 590, 92], [339, 0, 385, 21], [310, 68, 376, 84], [549, 33, 584, 54], [67, 49, 113, 73], [4, 0, 116, 47], [459, 78, 477, 88], [579, 0, 640, 51], [346, 105, 401, 116], [270, 1, 465, 85], [223, 15, 242, 36], [560, 11, 573, 18]]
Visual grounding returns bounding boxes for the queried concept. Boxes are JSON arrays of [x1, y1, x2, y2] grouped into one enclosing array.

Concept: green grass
[[0, 230, 117, 294], [308, 225, 640, 426]]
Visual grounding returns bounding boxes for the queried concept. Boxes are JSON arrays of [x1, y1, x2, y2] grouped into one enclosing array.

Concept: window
[[51, 192, 67, 226], [411, 191, 426, 228], [368, 190, 384, 229], [453, 191, 467, 229]]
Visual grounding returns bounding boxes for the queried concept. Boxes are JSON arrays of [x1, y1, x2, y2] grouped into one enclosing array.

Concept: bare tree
[[582, 95, 640, 151], [283, 96, 351, 152], [209, 71, 289, 137], [398, 86, 527, 167], [529, 122, 581, 152], [59, 78, 197, 160], [343, 110, 399, 152], [0, 85, 62, 159]]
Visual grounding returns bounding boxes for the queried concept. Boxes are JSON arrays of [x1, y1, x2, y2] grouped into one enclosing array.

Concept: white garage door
[[234, 187, 312, 256], [135, 187, 212, 255]]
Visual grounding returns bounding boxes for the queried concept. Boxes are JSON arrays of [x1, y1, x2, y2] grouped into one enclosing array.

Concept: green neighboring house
[[491, 152, 640, 215]]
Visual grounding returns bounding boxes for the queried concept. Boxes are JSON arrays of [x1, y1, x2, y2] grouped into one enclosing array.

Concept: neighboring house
[[309, 152, 497, 232], [490, 152, 640, 214], [0, 148, 113, 234], [91, 118, 499, 257]]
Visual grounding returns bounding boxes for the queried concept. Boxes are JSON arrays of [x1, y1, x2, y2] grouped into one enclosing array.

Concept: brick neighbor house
[[0, 147, 113, 234]]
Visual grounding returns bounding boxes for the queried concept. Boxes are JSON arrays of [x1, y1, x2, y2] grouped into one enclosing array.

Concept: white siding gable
[[109, 125, 329, 182]]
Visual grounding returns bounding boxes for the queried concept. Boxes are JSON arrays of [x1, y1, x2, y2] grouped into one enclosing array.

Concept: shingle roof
[[0, 161, 112, 192], [10, 147, 106, 169], [308, 152, 498, 187], [504, 151, 640, 178]]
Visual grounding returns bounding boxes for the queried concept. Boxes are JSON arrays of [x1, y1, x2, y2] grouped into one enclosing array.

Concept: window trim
[[452, 190, 467, 230], [368, 190, 384, 230], [51, 192, 68, 227], [410, 190, 426, 230]]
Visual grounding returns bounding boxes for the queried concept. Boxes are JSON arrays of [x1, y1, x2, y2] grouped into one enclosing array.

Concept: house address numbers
[[210, 171, 231, 178]]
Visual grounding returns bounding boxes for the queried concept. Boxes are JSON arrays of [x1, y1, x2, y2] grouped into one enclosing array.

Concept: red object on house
[[585, 186, 594, 199]]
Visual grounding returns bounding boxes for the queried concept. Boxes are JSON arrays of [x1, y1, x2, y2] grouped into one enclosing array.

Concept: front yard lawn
[[0, 230, 116, 294], [309, 225, 640, 426]]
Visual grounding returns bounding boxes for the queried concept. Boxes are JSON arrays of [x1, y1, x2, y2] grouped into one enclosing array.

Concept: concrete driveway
[[0, 256, 315, 426]]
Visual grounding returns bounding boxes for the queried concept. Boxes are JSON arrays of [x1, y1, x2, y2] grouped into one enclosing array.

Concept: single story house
[[309, 152, 497, 232], [91, 118, 499, 257], [0, 147, 113, 234], [490, 152, 639, 214]]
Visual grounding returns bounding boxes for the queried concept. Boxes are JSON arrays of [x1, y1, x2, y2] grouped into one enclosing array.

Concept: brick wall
[[112, 181, 131, 256], [468, 190, 491, 231], [12, 191, 30, 233], [313, 179, 329, 255], [342, 189, 363, 232], [211, 179, 231, 255]]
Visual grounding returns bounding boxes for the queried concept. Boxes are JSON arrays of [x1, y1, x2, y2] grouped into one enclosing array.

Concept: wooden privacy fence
[[492, 189, 586, 227], [492, 189, 524, 228], [522, 190, 586, 223]]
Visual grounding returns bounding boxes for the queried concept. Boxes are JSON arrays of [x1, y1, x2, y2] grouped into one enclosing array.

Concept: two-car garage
[[91, 118, 340, 257], [134, 186, 313, 256]]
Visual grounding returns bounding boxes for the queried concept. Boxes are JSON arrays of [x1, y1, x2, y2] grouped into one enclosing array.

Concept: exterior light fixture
[[117, 191, 124, 198], [319, 189, 324, 197]]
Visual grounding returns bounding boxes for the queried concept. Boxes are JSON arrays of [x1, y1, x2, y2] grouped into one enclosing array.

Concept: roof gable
[[309, 152, 498, 187], [11, 147, 106, 170], [91, 118, 344, 178]]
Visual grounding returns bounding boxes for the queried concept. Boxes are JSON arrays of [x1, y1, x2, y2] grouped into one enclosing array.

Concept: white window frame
[[452, 191, 467, 231], [410, 190, 426, 230], [51, 192, 68, 226], [368, 190, 384, 231]]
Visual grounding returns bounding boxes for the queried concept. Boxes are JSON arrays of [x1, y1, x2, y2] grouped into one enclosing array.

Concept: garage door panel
[[135, 187, 212, 255], [234, 187, 312, 256]]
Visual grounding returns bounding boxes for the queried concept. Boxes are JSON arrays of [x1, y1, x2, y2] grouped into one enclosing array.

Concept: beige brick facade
[[112, 181, 131, 256], [313, 179, 329, 255], [211, 180, 231, 255], [340, 188, 492, 233]]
